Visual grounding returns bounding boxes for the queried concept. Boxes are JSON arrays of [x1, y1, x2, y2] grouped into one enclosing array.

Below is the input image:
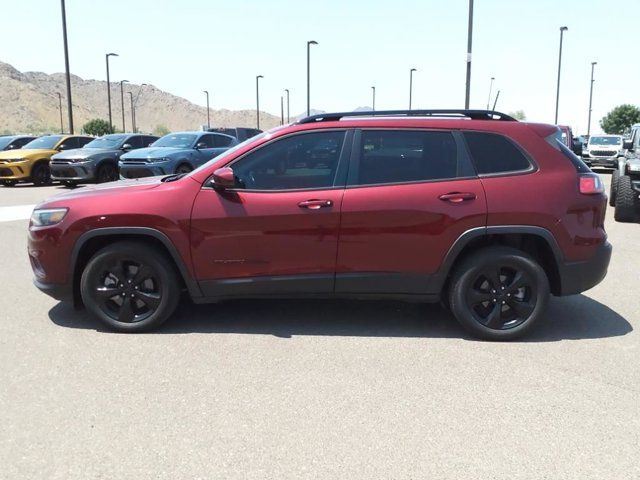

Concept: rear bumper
[[33, 279, 73, 302], [558, 241, 612, 295]]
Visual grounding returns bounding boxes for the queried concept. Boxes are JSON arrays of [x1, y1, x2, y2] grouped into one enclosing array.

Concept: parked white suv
[[583, 134, 624, 168]]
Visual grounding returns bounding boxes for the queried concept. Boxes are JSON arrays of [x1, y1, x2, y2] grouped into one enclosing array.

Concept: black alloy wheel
[[32, 163, 51, 186], [97, 163, 119, 183], [448, 247, 549, 341], [80, 242, 180, 332]]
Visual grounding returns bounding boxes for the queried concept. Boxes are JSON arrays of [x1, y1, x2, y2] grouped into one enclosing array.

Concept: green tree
[[82, 119, 114, 136], [152, 124, 170, 137], [508, 110, 527, 121], [600, 104, 640, 134]]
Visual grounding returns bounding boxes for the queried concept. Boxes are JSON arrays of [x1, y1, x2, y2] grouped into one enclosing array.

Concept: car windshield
[[0, 137, 16, 149], [589, 136, 621, 146], [191, 132, 270, 175], [150, 134, 197, 148], [84, 134, 127, 149], [23, 136, 63, 149]]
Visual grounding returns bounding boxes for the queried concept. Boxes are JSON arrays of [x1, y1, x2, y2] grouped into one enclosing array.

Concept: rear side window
[[77, 137, 93, 147], [212, 134, 233, 147], [463, 132, 531, 174], [352, 130, 470, 186]]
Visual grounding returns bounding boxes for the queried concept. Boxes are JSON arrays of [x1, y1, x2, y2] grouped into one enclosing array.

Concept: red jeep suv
[[28, 110, 611, 340]]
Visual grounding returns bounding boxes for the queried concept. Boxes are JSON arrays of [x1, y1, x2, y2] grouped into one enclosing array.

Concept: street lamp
[[280, 96, 284, 125], [371, 86, 376, 111], [307, 40, 318, 116], [587, 62, 597, 137], [409, 68, 417, 110], [105, 52, 118, 132], [284, 89, 290, 123], [59, 0, 74, 133], [203, 90, 210, 129], [128, 91, 135, 133], [555, 26, 569, 124], [120, 80, 129, 132], [486, 77, 495, 110], [56, 92, 63, 133], [256, 75, 263, 129], [464, 0, 474, 109]]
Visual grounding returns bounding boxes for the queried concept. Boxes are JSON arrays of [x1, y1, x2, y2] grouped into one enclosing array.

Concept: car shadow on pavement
[[48, 293, 632, 342]]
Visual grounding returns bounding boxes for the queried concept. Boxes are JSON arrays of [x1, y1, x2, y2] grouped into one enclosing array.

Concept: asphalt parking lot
[[1, 173, 638, 479]]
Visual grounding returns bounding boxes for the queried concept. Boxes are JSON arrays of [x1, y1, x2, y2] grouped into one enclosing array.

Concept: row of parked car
[[0, 127, 261, 187]]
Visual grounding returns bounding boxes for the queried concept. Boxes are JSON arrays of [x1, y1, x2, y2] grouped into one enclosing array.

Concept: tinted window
[[124, 136, 143, 148], [85, 134, 128, 149], [212, 134, 233, 147], [233, 131, 345, 190], [143, 136, 158, 147], [196, 134, 215, 148], [59, 137, 78, 149], [354, 130, 463, 185], [13, 137, 33, 148], [77, 137, 93, 147], [463, 132, 531, 174]]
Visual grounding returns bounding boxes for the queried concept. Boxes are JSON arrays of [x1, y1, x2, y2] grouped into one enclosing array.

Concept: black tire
[[614, 175, 639, 223], [63, 181, 77, 188], [175, 163, 193, 174], [448, 246, 550, 341], [609, 169, 619, 207], [1, 180, 17, 187], [96, 163, 119, 183], [80, 242, 181, 332], [31, 162, 51, 186]]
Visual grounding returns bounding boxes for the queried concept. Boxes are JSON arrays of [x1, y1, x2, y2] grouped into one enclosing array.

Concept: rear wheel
[[614, 175, 639, 223], [448, 247, 550, 341], [31, 163, 51, 186], [175, 163, 193, 175], [609, 169, 619, 207], [96, 163, 119, 183], [80, 242, 181, 332]]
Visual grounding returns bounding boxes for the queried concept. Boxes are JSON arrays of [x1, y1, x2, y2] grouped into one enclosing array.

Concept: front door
[[190, 129, 351, 297], [335, 129, 487, 295]]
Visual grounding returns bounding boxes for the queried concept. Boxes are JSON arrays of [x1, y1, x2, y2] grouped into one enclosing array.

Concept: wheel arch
[[70, 227, 202, 307], [433, 226, 563, 297]]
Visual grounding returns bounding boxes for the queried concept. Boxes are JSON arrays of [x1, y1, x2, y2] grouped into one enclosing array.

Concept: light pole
[[587, 61, 597, 137], [555, 26, 568, 124], [56, 92, 63, 133], [128, 91, 135, 133], [59, 0, 74, 133], [371, 86, 376, 111], [284, 89, 290, 123], [280, 96, 284, 125], [464, 0, 474, 109], [307, 40, 318, 116], [120, 80, 129, 132], [486, 77, 495, 110], [105, 52, 118, 132], [409, 68, 417, 110], [203, 90, 210, 129], [492, 90, 501, 111], [256, 75, 263, 129], [132, 83, 147, 132]]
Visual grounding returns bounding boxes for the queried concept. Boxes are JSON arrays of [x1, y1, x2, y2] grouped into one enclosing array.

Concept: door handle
[[438, 192, 477, 203], [298, 199, 333, 210]]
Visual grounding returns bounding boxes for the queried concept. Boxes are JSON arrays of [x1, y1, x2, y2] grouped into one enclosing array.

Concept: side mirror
[[211, 167, 236, 191], [58, 144, 69, 151], [623, 140, 633, 150], [121, 143, 133, 151], [195, 142, 208, 149]]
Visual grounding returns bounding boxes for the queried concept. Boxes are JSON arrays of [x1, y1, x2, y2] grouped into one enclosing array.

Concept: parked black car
[[0, 135, 37, 151], [50, 133, 158, 186]]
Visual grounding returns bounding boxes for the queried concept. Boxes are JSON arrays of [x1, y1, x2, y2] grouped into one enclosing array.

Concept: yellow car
[[0, 134, 93, 186]]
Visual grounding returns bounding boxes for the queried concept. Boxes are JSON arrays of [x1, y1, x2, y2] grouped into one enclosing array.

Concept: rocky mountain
[[0, 60, 280, 135]]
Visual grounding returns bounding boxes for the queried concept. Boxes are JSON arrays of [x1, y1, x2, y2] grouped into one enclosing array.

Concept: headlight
[[629, 164, 640, 171], [30, 208, 68, 227]]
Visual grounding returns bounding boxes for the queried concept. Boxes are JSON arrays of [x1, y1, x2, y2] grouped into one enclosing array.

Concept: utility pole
[[554, 26, 569, 124], [105, 53, 118, 132], [60, 0, 74, 133], [587, 62, 597, 137], [256, 75, 263, 129], [464, 0, 474, 109], [307, 40, 318, 116], [284, 89, 290, 123], [56, 92, 63, 133], [371, 86, 376, 111], [120, 80, 128, 132], [409, 68, 416, 110], [128, 91, 135, 133]]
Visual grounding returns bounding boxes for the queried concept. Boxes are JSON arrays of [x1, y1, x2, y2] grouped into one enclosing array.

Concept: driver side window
[[232, 131, 346, 190]]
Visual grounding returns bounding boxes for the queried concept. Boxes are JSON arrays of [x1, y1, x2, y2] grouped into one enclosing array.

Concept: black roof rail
[[297, 109, 517, 124]]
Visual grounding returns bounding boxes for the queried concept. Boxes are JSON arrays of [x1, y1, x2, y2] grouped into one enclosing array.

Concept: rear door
[[335, 128, 486, 295]]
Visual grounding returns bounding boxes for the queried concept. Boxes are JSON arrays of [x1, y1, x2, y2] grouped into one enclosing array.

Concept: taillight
[[579, 173, 604, 194]]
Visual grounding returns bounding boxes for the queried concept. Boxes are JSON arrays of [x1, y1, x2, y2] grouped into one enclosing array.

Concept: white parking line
[[0, 204, 36, 222]]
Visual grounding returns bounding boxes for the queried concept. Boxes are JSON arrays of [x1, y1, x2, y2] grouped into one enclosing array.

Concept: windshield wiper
[[161, 173, 187, 183]]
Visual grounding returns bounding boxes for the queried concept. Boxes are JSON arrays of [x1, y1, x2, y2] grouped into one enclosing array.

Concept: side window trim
[[219, 129, 353, 192]]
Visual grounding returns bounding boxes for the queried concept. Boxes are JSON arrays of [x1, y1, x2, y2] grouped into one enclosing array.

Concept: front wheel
[[609, 169, 619, 207], [448, 247, 550, 341], [31, 163, 51, 186], [96, 163, 119, 183], [174, 163, 193, 175], [80, 242, 181, 332]]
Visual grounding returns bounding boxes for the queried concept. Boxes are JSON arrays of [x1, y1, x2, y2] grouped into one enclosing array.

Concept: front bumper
[[33, 279, 73, 302], [0, 161, 30, 180], [558, 241, 612, 295], [582, 153, 623, 168], [119, 162, 170, 179], [50, 162, 96, 181]]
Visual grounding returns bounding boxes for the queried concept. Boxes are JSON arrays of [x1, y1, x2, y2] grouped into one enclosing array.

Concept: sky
[[3, 0, 639, 134]]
